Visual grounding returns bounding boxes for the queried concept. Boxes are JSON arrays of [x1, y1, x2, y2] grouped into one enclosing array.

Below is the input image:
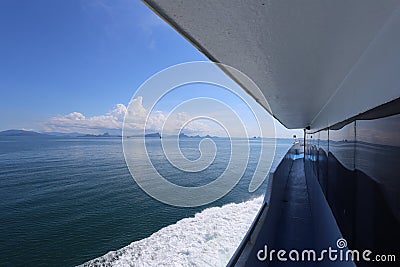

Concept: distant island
[[0, 130, 121, 138], [0, 129, 45, 136], [133, 132, 219, 139], [80, 132, 121, 138], [144, 132, 161, 138], [179, 133, 216, 139], [0, 129, 220, 139]]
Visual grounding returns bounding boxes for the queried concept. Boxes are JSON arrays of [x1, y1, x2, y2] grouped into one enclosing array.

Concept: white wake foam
[[81, 197, 263, 267]]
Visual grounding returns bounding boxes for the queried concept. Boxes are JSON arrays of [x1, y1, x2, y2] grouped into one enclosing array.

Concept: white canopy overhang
[[144, 0, 400, 130]]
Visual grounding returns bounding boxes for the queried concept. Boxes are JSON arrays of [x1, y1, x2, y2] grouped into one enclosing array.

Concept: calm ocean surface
[[0, 136, 292, 266]]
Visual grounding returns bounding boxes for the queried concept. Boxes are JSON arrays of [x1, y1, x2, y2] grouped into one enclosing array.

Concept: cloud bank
[[42, 96, 303, 138], [43, 97, 226, 136]]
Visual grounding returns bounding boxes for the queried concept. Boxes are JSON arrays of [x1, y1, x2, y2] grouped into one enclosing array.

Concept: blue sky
[[0, 0, 302, 138]]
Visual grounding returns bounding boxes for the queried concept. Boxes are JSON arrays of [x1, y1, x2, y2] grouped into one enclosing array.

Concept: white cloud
[[43, 104, 127, 134], [65, 112, 86, 120], [123, 96, 226, 136], [42, 96, 302, 138], [42, 96, 225, 136], [109, 103, 127, 119]]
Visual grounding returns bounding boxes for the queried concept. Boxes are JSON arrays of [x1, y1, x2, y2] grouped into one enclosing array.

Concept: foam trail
[[80, 197, 263, 267]]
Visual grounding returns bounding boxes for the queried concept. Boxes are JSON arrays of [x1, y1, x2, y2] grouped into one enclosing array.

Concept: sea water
[[0, 136, 293, 266]]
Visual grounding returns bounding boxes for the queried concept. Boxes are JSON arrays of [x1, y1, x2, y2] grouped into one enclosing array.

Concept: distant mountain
[[186, 134, 218, 139], [125, 132, 220, 139], [0, 130, 46, 136], [80, 132, 121, 138], [42, 131, 84, 137], [0, 130, 123, 138], [145, 132, 161, 138], [177, 133, 219, 139], [179, 133, 190, 138]]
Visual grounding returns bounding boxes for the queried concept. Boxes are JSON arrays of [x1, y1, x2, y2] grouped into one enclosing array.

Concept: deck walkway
[[245, 159, 314, 266]]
